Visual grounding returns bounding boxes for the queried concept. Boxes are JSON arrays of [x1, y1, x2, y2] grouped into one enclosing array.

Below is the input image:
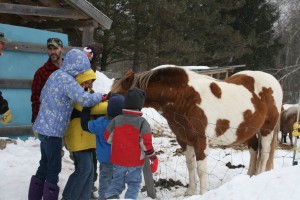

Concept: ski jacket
[[64, 101, 108, 152], [33, 49, 102, 137], [86, 116, 112, 163], [104, 109, 155, 167]]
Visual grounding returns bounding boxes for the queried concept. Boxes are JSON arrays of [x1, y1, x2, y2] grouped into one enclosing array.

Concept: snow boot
[[28, 175, 44, 200], [43, 181, 60, 200]]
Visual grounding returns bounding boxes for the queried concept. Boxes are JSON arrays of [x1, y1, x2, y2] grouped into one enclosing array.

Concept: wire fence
[[141, 110, 295, 199]]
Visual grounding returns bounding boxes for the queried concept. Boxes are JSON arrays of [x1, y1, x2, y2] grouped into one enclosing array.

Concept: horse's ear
[[122, 69, 135, 90], [124, 69, 134, 78]]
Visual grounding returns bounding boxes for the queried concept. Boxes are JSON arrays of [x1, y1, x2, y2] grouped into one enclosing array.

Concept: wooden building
[[0, 0, 112, 136]]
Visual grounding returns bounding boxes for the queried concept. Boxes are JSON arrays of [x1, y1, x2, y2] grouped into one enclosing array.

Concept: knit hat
[[124, 87, 145, 110], [83, 47, 94, 61], [107, 94, 125, 118], [76, 69, 96, 85]]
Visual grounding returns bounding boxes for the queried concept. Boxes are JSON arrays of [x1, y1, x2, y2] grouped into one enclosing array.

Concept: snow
[[0, 71, 299, 200]]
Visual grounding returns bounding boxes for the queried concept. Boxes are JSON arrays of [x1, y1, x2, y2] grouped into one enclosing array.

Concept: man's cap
[[47, 38, 63, 48], [0, 32, 10, 43]]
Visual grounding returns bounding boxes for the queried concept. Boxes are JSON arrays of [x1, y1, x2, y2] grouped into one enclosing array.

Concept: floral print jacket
[[33, 49, 102, 137]]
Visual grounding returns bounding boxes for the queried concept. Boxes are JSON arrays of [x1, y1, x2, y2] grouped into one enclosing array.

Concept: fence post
[[292, 92, 300, 165], [143, 157, 157, 199]]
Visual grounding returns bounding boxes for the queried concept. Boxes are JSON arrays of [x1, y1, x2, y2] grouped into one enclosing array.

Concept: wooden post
[[82, 26, 94, 46], [143, 157, 157, 199]]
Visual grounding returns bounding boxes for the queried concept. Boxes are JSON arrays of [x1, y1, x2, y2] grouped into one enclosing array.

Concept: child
[[81, 93, 125, 200], [104, 87, 158, 200], [28, 49, 102, 200], [62, 69, 107, 200]]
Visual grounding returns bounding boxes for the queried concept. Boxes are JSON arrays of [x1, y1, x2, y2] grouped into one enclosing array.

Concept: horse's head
[[107, 69, 135, 99]]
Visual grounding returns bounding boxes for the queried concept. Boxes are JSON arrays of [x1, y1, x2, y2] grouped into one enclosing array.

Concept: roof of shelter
[[0, 0, 112, 30]]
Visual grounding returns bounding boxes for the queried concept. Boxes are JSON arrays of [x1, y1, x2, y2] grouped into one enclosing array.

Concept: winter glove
[[0, 109, 13, 124], [150, 157, 158, 173], [101, 95, 107, 102]]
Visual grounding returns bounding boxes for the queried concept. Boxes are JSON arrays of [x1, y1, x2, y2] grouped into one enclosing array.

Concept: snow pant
[[62, 150, 94, 200]]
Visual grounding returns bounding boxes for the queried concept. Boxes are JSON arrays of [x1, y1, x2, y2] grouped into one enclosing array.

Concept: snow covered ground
[[0, 71, 299, 200]]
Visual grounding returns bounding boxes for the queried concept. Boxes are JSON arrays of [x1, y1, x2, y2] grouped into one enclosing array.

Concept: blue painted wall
[[0, 23, 68, 129]]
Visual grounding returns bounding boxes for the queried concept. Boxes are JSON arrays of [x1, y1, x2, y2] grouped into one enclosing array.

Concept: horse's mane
[[110, 69, 157, 94], [132, 70, 156, 91]]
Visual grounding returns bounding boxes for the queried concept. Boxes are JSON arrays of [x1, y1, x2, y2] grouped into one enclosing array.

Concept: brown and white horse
[[110, 65, 283, 195], [280, 106, 300, 146]]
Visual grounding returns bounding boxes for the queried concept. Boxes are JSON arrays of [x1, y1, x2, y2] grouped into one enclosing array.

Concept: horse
[[110, 65, 283, 195], [280, 106, 300, 146]]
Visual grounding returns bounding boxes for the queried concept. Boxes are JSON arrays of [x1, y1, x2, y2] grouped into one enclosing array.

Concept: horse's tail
[[266, 115, 280, 171]]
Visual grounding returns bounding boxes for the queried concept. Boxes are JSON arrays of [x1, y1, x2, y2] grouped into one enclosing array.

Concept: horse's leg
[[184, 145, 197, 196], [256, 132, 273, 174], [194, 141, 208, 195], [283, 132, 287, 143], [246, 135, 258, 176], [289, 132, 293, 147]]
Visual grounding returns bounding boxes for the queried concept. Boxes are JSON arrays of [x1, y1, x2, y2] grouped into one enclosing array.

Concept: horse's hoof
[[184, 189, 196, 196]]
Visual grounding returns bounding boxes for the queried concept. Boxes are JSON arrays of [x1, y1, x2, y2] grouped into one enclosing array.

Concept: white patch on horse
[[237, 70, 283, 109], [185, 70, 255, 145]]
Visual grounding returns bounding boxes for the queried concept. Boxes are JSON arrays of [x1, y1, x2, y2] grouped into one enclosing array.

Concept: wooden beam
[[0, 125, 33, 137], [24, 19, 98, 30], [82, 26, 94, 46], [0, 79, 32, 89], [5, 41, 81, 54], [0, 3, 88, 19], [65, 0, 112, 29]]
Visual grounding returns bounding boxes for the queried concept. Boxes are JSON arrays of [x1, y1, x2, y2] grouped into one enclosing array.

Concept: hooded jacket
[[64, 69, 108, 152], [33, 49, 102, 137]]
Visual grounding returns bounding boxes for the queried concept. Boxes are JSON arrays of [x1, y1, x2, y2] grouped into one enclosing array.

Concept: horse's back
[[232, 70, 283, 110], [281, 106, 300, 132]]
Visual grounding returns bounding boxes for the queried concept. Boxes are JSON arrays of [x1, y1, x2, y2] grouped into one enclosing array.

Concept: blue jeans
[[62, 150, 94, 200], [98, 162, 113, 200], [105, 165, 143, 200], [35, 134, 62, 184]]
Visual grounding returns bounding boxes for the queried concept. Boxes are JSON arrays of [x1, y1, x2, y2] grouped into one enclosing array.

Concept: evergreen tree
[[88, 0, 282, 72], [230, 0, 283, 70]]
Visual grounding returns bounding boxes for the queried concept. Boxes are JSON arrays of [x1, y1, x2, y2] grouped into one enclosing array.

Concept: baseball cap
[[47, 38, 63, 48], [0, 32, 10, 43]]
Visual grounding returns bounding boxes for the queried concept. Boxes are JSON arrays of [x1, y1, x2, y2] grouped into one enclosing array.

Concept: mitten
[[101, 95, 107, 101], [0, 109, 13, 124], [150, 157, 158, 173]]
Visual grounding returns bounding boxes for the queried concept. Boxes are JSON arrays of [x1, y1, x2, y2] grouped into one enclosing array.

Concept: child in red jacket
[[104, 87, 158, 199]]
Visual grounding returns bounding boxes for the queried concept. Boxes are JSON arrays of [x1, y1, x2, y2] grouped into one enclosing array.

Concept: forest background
[[67, 0, 300, 103]]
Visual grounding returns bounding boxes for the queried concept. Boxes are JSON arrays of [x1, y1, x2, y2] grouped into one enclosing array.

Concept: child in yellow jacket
[[62, 69, 107, 200]]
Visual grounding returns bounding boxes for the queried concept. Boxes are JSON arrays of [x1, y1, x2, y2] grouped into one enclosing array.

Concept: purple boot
[[28, 176, 44, 200], [43, 181, 60, 200]]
